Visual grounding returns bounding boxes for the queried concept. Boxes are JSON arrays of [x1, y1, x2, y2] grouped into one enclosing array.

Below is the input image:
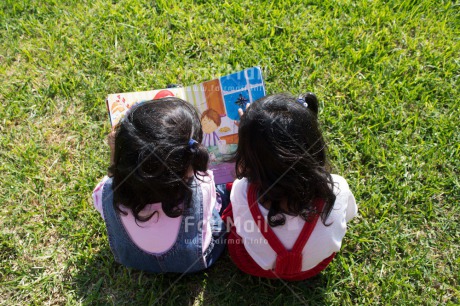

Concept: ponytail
[[187, 140, 209, 174], [303, 92, 319, 115]]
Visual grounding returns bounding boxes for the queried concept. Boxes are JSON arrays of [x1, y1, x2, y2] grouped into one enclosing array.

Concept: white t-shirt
[[230, 174, 357, 271]]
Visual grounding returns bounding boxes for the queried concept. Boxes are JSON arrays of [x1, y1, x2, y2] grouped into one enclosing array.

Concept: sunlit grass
[[1, 0, 458, 304]]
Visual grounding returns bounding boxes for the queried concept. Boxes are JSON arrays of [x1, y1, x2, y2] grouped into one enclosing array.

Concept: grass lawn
[[1, 0, 459, 304]]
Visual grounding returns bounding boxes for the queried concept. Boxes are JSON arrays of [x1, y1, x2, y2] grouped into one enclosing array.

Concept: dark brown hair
[[109, 98, 209, 221], [233, 93, 336, 227]]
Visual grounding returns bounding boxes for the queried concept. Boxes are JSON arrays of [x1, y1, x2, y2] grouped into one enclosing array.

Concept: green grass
[[1, 0, 459, 304]]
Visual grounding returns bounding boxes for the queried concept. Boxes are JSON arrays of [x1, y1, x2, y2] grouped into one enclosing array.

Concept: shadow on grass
[[72, 246, 327, 305]]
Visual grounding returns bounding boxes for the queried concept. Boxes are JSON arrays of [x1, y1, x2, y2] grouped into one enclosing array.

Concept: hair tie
[[297, 98, 308, 108], [188, 139, 198, 147]]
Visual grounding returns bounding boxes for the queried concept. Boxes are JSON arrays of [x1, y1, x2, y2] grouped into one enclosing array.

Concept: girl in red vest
[[223, 92, 357, 280]]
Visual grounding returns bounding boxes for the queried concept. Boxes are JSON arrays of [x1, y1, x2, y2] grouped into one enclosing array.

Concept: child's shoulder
[[330, 174, 357, 220], [196, 170, 215, 185], [331, 173, 355, 196], [229, 177, 250, 206], [232, 177, 249, 189]]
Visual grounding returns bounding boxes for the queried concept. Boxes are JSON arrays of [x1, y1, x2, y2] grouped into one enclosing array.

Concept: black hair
[[233, 92, 336, 227], [108, 97, 209, 221]]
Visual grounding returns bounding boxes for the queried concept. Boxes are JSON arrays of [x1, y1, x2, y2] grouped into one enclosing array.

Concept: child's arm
[[107, 130, 115, 168], [345, 192, 358, 222], [234, 103, 251, 127], [331, 174, 358, 222], [92, 176, 110, 218]]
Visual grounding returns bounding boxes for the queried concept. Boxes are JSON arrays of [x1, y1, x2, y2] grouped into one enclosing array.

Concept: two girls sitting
[[92, 93, 357, 279]]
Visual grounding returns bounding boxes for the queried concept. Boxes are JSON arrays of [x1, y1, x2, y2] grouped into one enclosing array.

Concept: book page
[[106, 88, 187, 127], [106, 67, 266, 184]]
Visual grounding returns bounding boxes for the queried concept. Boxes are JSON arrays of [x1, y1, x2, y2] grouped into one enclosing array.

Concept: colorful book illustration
[[106, 67, 266, 184]]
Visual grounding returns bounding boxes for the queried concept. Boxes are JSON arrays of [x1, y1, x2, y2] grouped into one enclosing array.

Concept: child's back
[[93, 98, 227, 273], [224, 93, 357, 280]]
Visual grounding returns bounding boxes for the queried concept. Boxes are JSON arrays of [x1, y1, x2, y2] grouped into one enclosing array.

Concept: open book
[[106, 67, 266, 184]]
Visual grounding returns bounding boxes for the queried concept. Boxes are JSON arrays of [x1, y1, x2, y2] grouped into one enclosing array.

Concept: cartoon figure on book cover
[[201, 109, 221, 147]]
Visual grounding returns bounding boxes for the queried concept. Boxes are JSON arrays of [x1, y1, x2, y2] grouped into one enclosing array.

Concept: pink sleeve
[[92, 176, 110, 219], [200, 171, 217, 254]]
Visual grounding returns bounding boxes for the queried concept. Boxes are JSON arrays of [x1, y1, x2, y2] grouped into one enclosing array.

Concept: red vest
[[223, 183, 335, 281]]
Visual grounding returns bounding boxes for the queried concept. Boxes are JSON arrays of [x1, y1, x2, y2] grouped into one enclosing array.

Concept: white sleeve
[[230, 178, 248, 207], [345, 191, 358, 222], [331, 174, 358, 222]]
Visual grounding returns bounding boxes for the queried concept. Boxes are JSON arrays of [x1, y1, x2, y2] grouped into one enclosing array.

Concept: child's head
[[201, 108, 221, 134], [109, 98, 209, 221], [234, 93, 336, 226]]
